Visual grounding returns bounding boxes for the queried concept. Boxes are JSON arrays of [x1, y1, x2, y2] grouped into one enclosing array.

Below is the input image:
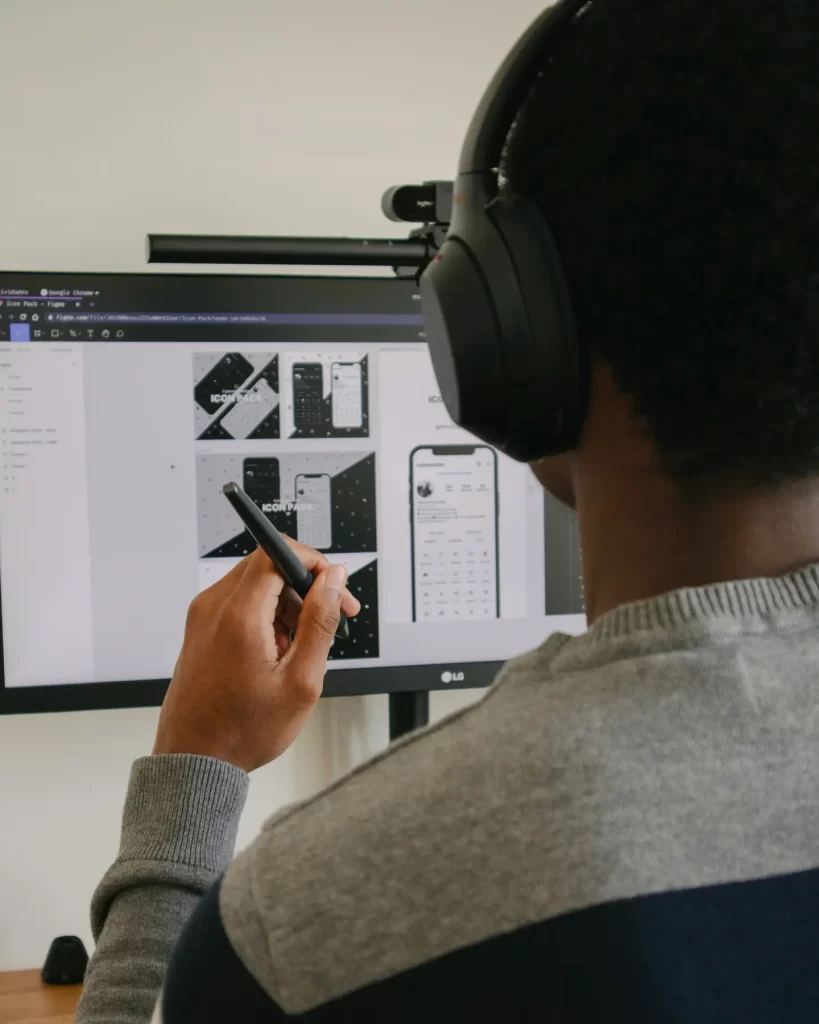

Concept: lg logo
[[440, 670, 465, 684]]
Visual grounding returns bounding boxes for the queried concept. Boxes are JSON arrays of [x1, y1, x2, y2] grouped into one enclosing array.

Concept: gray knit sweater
[[76, 565, 819, 1022]]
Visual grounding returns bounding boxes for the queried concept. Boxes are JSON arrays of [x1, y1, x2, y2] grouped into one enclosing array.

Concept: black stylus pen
[[222, 481, 350, 641]]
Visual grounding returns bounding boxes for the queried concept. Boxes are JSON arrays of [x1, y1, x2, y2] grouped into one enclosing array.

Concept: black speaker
[[41, 935, 89, 985]]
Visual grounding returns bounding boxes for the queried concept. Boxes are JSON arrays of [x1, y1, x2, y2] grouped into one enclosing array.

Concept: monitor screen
[[0, 272, 585, 714]]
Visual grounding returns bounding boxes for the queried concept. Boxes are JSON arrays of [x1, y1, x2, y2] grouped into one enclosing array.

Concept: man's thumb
[[285, 564, 346, 697]]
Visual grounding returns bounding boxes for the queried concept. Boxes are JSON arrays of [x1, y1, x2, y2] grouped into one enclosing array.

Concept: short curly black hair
[[502, 0, 819, 491]]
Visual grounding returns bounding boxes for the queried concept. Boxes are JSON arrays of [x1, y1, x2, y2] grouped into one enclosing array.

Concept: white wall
[[0, 0, 544, 970]]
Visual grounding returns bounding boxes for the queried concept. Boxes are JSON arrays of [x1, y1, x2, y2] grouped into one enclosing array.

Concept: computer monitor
[[0, 271, 585, 715]]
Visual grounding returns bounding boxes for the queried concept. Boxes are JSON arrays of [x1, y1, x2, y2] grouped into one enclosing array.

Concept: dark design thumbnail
[[328, 560, 379, 661], [196, 451, 377, 558], [193, 352, 280, 441], [287, 355, 369, 439]]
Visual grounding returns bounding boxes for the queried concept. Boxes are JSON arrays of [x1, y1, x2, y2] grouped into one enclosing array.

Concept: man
[[77, 0, 819, 1020]]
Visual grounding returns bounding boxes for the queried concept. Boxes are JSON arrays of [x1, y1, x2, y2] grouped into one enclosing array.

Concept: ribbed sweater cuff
[[119, 755, 249, 872]]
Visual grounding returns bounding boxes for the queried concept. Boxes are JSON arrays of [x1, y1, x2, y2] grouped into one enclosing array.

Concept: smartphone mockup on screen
[[292, 363, 325, 428], [295, 473, 332, 550], [221, 378, 279, 440], [410, 445, 500, 622], [242, 457, 280, 510], [331, 361, 363, 429], [194, 353, 255, 416]]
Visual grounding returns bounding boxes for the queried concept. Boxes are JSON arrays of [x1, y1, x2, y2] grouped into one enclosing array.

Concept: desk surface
[[0, 970, 81, 1024]]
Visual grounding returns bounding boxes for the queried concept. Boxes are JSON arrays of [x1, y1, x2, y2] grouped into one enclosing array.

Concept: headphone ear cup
[[421, 187, 587, 461], [420, 236, 511, 448], [486, 195, 588, 456]]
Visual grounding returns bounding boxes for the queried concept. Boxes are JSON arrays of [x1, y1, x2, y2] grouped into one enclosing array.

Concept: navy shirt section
[[162, 866, 819, 1022]]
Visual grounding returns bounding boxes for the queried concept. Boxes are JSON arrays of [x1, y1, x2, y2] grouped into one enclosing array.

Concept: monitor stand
[[388, 691, 429, 742]]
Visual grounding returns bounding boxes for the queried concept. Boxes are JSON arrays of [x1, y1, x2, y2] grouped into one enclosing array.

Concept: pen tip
[[223, 482, 238, 496], [337, 617, 350, 641]]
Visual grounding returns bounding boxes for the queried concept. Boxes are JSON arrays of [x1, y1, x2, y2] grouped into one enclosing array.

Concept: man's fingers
[[280, 537, 359, 613], [277, 536, 362, 609], [340, 586, 362, 617], [276, 577, 360, 635], [212, 537, 359, 641], [280, 534, 330, 574], [273, 619, 292, 658], [275, 588, 304, 633], [280, 564, 347, 702], [229, 546, 286, 621]]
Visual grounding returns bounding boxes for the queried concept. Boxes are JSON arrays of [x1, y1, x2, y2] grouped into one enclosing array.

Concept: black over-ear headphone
[[419, 0, 593, 463]]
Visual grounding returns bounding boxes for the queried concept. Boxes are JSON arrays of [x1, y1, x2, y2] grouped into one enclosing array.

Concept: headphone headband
[[458, 0, 594, 178]]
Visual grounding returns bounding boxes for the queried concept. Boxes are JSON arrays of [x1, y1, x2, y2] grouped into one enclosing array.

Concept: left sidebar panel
[[0, 343, 95, 688]]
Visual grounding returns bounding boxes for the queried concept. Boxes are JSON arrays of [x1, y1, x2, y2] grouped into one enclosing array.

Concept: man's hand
[[153, 541, 361, 772]]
